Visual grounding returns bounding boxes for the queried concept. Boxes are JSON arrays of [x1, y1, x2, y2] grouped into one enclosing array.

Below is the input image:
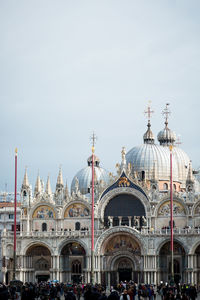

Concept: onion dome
[[157, 127, 176, 146], [157, 103, 176, 146], [87, 155, 100, 167], [143, 122, 155, 144], [71, 155, 110, 195]]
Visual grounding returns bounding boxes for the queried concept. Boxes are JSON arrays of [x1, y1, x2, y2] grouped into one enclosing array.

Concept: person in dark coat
[[0, 283, 9, 300], [108, 290, 120, 300]]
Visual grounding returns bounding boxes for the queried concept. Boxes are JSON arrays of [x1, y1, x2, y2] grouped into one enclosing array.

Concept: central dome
[[126, 143, 180, 181]]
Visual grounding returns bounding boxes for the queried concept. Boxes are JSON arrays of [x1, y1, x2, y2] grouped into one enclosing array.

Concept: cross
[[175, 135, 182, 147], [144, 101, 154, 122], [90, 132, 97, 148], [162, 103, 171, 124]]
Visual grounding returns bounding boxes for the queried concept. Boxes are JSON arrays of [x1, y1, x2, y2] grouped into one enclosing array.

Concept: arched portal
[[159, 241, 186, 284], [101, 233, 142, 285], [26, 244, 51, 282], [115, 257, 133, 282], [104, 194, 146, 229], [60, 242, 86, 283]]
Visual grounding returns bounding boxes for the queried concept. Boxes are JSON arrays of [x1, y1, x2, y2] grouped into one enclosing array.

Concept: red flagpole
[[13, 148, 17, 280], [91, 146, 95, 284], [170, 146, 174, 284]]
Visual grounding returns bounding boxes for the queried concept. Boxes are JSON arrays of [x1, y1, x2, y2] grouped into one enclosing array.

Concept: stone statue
[[141, 216, 147, 227]]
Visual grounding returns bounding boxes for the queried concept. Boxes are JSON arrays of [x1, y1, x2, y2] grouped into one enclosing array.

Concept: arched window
[[42, 223, 47, 232], [23, 190, 27, 197], [163, 183, 168, 190], [75, 222, 80, 231], [173, 184, 176, 191]]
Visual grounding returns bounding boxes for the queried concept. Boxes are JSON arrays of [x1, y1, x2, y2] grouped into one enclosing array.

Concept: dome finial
[[90, 132, 97, 154], [162, 103, 171, 127], [143, 101, 155, 144], [144, 101, 154, 126]]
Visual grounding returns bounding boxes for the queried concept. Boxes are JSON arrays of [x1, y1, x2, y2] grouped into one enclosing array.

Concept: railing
[[2, 227, 200, 238], [3, 229, 104, 238]]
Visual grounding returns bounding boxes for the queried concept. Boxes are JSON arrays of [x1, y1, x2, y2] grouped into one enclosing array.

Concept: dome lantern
[[157, 103, 176, 146], [143, 102, 155, 144]]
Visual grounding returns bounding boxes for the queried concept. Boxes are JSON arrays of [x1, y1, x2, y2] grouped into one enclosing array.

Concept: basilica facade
[[2, 108, 200, 286]]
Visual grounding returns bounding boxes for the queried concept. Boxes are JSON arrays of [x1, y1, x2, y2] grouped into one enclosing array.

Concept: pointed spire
[[22, 167, 29, 187], [34, 173, 41, 196], [57, 167, 64, 186], [64, 180, 69, 199], [45, 175, 52, 195], [187, 161, 194, 184], [143, 102, 155, 144]]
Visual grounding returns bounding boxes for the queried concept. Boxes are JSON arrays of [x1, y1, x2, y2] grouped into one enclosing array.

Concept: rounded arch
[[23, 241, 54, 256], [110, 254, 136, 271], [104, 194, 145, 217], [97, 188, 150, 221], [155, 196, 188, 217], [58, 239, 88, 256], [192, 201, 200, 216], [61, 242, 86, 256], [30, 203, 57, 219], [95, 227, 146, 255], [188, 240, 200, 255], [101, 232, 141, 255], [26, 244, 51, 256], [63, 201, 90, 218], [156, 238, 188, 255]]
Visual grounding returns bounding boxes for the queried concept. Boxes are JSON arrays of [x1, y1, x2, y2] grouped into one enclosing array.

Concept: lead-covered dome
[[126, 143, 179, 181], [157, 127, 176, 146], [71, 155, 110, 195], [126, 120, 191, 184]]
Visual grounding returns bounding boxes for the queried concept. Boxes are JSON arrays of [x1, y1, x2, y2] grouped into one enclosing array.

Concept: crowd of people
[[0, 280, 198, 300]]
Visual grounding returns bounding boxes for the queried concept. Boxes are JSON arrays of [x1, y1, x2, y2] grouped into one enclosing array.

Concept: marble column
[[108, 272, 110, 288]]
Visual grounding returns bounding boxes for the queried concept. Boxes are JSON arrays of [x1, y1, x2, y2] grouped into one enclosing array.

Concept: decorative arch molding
[[95, 227, 147, 256], [62, 200, 91, 219], [97, 188, 151, 221], [23, 240, 54, 256], [109, 252, 141, 271], [155, 196, 188, 217], [187, 238, 200, 255], [30, 202, 58, 220], [156, 237, 188, 255], [192, 201, 200, 216], [58, 238, 88, 256]]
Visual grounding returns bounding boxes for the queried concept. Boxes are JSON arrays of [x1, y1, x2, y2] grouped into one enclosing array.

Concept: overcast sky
[[1, 0, 200, 193]]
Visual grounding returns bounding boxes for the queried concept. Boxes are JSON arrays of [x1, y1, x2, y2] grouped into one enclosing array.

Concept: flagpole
[[169, 145, 174, 285], [91, 144, 95, 284], [13, 148, 18, 280]]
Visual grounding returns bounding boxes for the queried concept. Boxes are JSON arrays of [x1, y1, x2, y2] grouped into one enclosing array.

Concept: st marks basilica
[[2, 105, 200, 286]]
